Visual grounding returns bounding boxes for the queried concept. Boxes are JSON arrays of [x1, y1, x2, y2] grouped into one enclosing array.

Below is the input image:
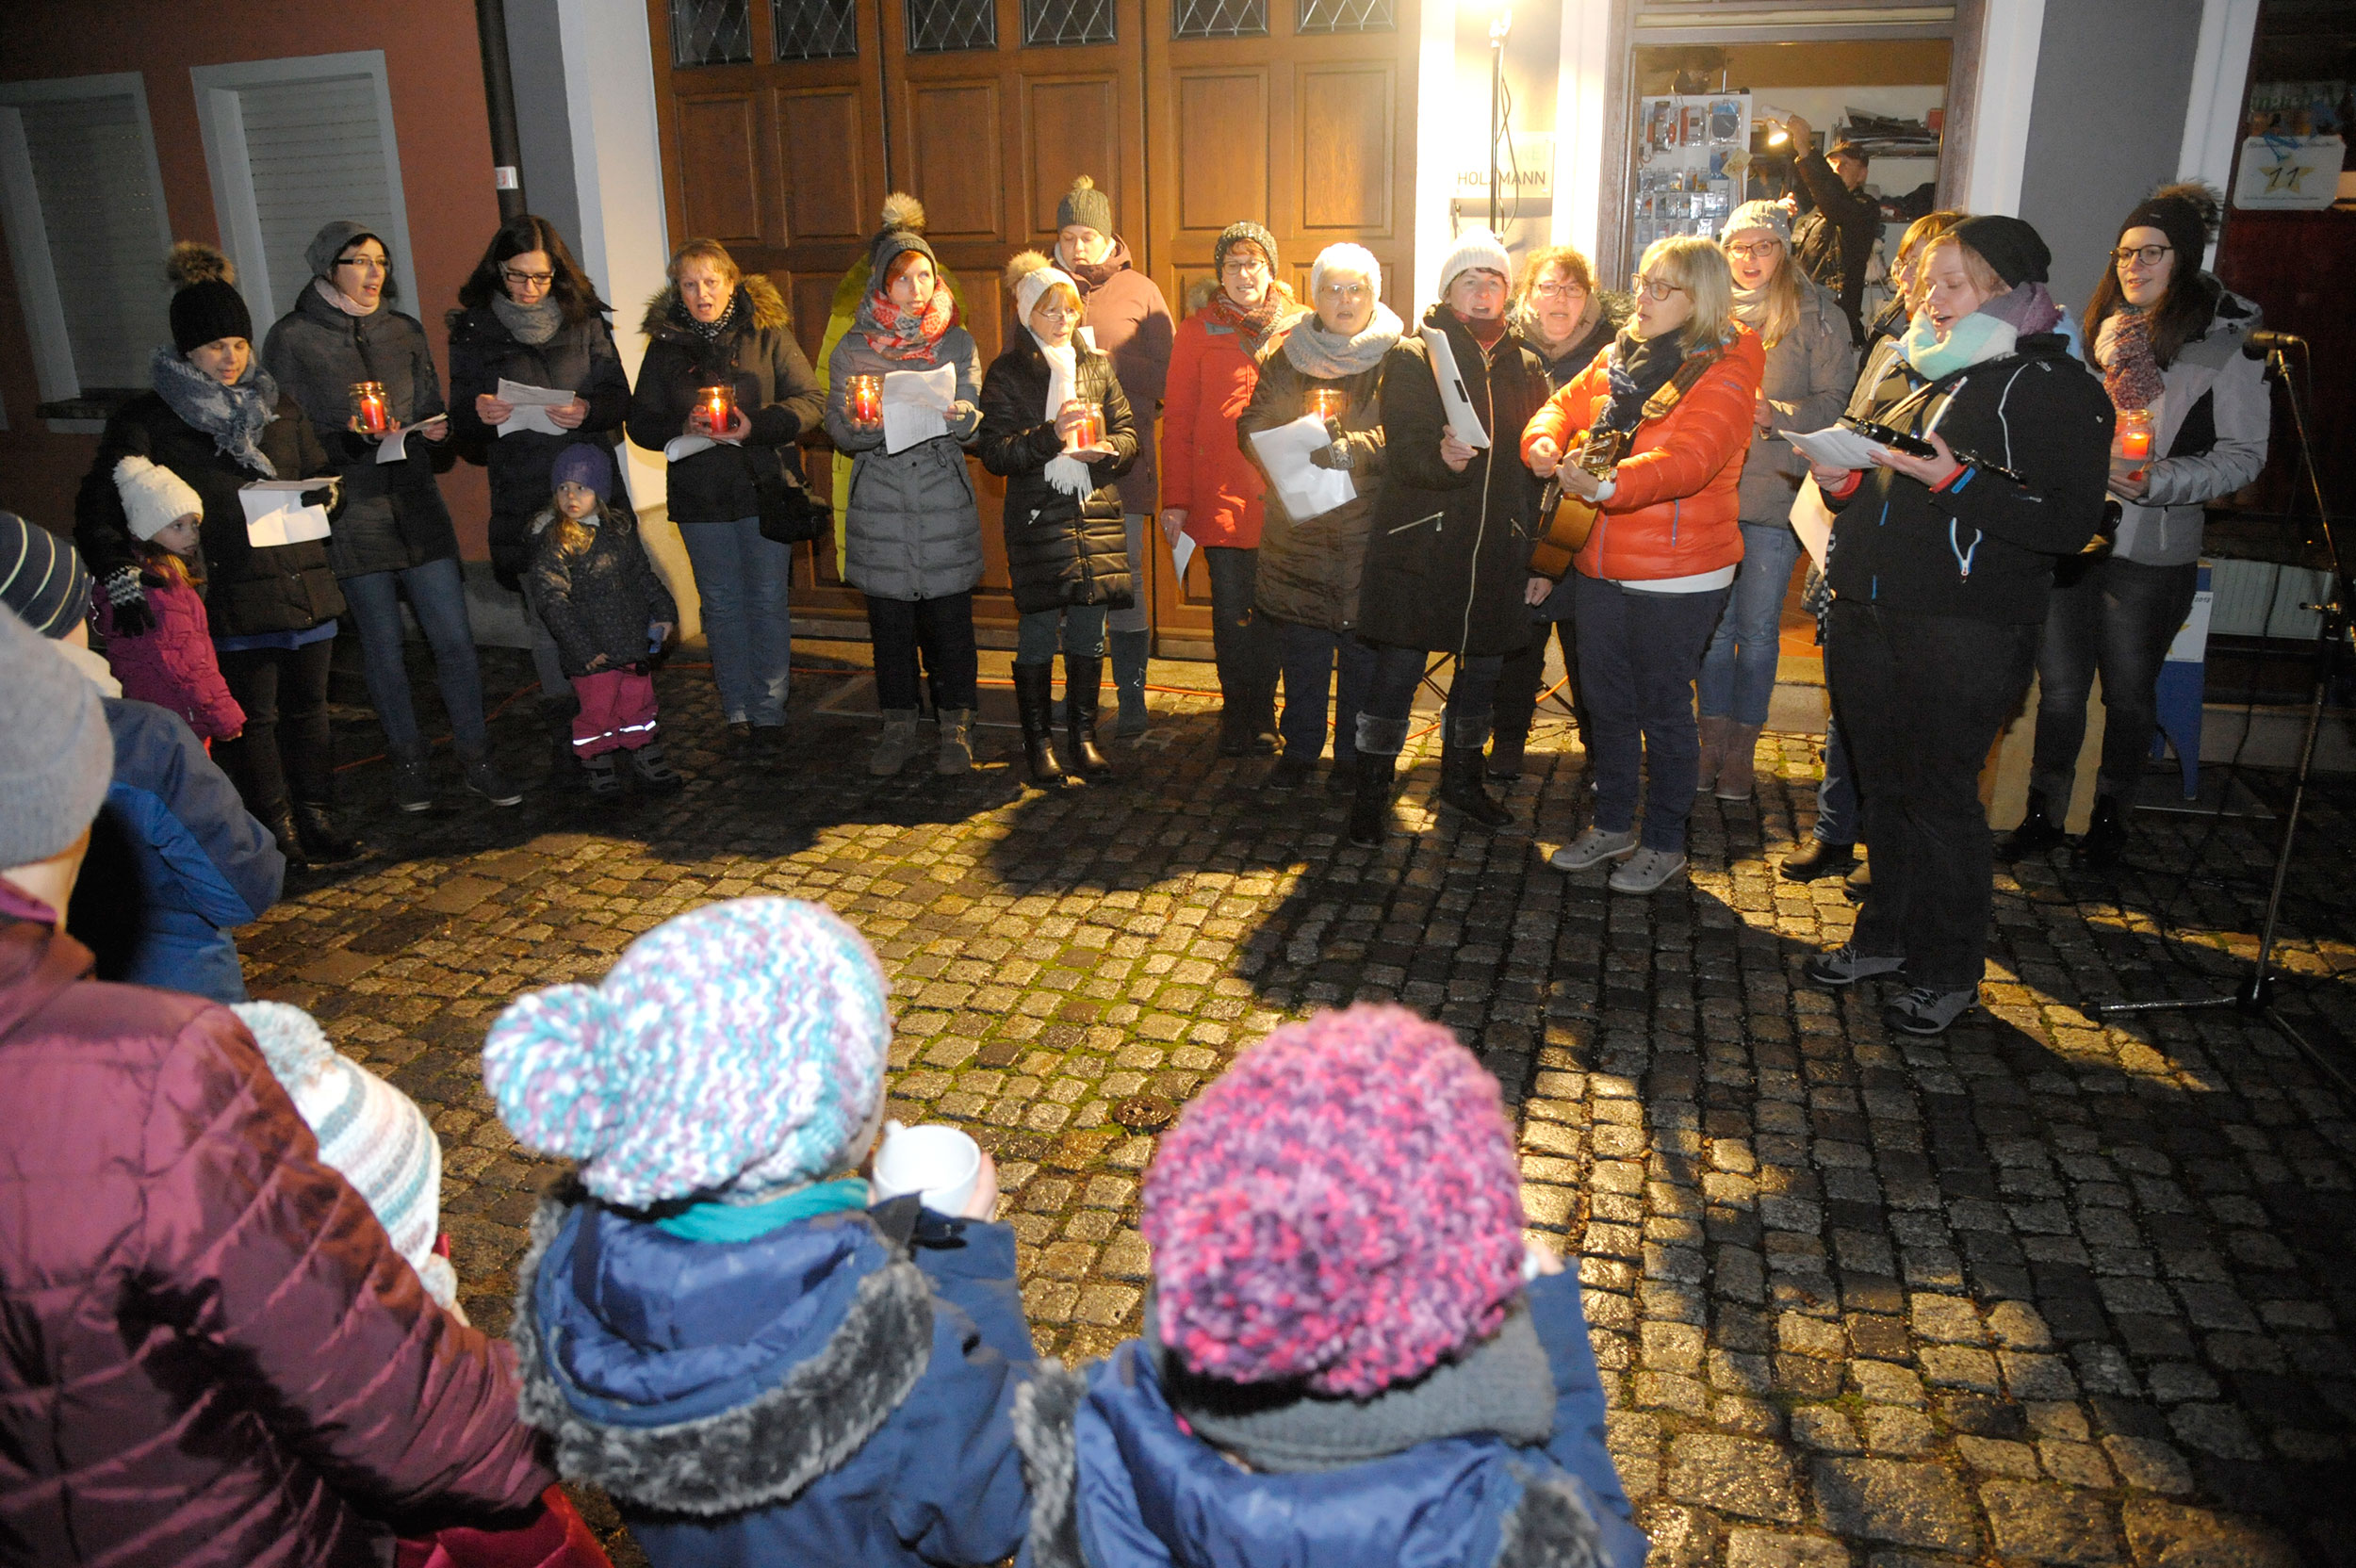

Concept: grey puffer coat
[[261, 283, 458, 578], [2093, 281, 2267, 565], [824, 320, 985, 601], [1738, 274, 1857, 526], [1238, 343, 1388, 633]]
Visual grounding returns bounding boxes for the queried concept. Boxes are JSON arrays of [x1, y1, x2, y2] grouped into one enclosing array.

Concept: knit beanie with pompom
[[483, 898, 892, 1209], [166, 241, 254, 354], [1141, 1003, 1528, 1396], [1006, 249, 1081, 322]]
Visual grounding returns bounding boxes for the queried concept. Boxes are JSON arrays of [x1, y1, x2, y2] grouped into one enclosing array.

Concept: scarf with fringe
[[151, 348, 278, 477]]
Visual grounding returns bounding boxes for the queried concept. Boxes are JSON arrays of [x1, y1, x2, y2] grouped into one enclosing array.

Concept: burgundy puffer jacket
[[0, 893, 554, 1566]]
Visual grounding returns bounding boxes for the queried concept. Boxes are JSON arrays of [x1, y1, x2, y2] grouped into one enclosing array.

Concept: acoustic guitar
[[1528, 428, 1628, 580]]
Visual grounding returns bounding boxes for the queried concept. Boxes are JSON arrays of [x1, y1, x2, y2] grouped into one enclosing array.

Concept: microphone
[[2246, 330, 2306, 351]]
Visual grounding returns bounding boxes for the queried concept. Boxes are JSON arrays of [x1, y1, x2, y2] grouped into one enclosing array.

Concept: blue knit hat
[[550, 444, 614, 503], [483, 898, 892, 1208]]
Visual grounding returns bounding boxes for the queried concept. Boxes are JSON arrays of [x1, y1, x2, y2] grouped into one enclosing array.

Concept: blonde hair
[[549, 495, 614, 559], [1639, 236, 1736, 347], [668, 238, 741, 288], [1894, 211, 1966, 303], [1719, 226, 1803, 348]]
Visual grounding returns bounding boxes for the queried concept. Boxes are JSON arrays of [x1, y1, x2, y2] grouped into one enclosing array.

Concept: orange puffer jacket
[[1520, 326, 1764, 582]]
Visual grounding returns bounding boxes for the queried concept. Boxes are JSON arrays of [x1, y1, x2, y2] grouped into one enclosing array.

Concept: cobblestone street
[[246, 648, 2356, 1567]]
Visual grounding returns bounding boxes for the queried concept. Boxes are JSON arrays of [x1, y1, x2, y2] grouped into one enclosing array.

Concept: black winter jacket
[[1358, 307, 1551, 658], [522, 507, 679, 678], [976, 335, 1138, 615], [1824, 331, 2113, 624], [1238, 346, 1387, 634], [446, 305, 632, 588], [1792, 149, 1882, 344], [626, 277, 822, 527], [74, 389, 343, 640]]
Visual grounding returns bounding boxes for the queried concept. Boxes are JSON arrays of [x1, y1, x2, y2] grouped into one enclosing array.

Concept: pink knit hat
[[1141, 1004, 1527, 1396]]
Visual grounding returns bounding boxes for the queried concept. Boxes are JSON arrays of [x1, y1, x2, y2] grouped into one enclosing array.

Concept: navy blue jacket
[[1019, 1270, 1647, 1568], [66, 698, 284, 1004], [516, 1197, 1034, 1568]]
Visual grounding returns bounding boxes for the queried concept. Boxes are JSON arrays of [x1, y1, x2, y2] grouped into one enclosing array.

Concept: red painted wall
[[0, 1, 502, 555]]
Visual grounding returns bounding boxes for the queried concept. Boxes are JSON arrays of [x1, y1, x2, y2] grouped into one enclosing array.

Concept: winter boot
[[1109, 628, 1152, 739], [292, 802, 363, 864], [1694, 714, 1733, 794], [1064, 655, 1114, 780], [2004, 788, 2067, 857], [2073, 793, 2129, 869], [630, 742, 686, 792], [1012, 662, 1068, 787], [1714, 722, 1765, 799], [869, 709, 924, 776], [936, 709, 974, 775], [1437, 716, 1513, 828], [581, 753, 623, 796], [1348, 715, 1411, 846], [258, 801, 305, 866], [1485, 726, 1529, 782]]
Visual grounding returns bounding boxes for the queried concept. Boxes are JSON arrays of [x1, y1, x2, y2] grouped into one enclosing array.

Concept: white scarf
[[1031, 329, 1094, 498], [315, 277, 379, 318]]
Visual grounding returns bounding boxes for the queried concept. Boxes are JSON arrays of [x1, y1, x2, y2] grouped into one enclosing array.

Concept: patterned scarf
[[1597, 325, 1687, 434], [1198, 288, 1296, 359], [858, 283, 957, 359], [151, 346, 278, 477], [493, 293, 564, 346], [2102, 306, 2166, 413], [1283, 302, 1405, 381], [674, 287, 744, 350]]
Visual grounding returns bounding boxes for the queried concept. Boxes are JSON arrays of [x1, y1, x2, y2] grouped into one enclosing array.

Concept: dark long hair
[[2082, 188, 2220, 370], [458, 214, 608, 324]]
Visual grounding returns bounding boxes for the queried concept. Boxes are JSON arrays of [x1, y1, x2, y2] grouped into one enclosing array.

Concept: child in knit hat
[[1013, 1004, 1648, 1568], [97, 456, 245, 744], [487, 897, 1037, 1568]]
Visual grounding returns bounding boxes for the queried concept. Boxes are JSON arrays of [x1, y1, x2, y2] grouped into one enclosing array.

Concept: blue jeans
[[1572, 572, 1730, 852], [1274, 619, 1377, 762], [1203, 545, 1279, 714], [679, 515, 792, 726], [1697, 519, 1803, 726], [1815, 714, 1859, 844], [1355, 644, 1504, 754], [1016, 604, 1107, 664], [1107, 514, 1150, 634], [340, 556, 490, 763]]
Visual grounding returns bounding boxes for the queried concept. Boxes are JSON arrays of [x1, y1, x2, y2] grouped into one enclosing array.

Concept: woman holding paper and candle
[[75, 242, 357, 866], [627, 238, 824, 759], [2008, 183, 2267, 869], [264, 220, 521, 814], [978, 251, 1138, 787], [448, 215, 633, 790], [824, 207, 985, 777]]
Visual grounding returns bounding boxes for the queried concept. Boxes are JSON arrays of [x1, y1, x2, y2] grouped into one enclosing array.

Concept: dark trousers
[[1357, 644, 1505, 748], [1572, 572, 1729, 853], [1827, 599, 2038, 990], [868, 592, 979, 710], [1203, 545, 1279, 715], [215, 638, 335, 810], [1814, 714, 1860, 845], [1274, 619, 1377, 761], [1494, 616, 1583, 743], [2030, 555, 2200, 804]]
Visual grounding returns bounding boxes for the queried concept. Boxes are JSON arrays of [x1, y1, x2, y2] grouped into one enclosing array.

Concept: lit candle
[[697, 384, 736, 433], [2114, 408, 2154, 461], [1067, 404, 1104, 451], [1303, 387, 1347, 425], [846, 374, 884, 430], [350, 381, 390, 434]]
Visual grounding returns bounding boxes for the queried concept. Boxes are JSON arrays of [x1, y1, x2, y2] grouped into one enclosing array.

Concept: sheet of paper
[[374, 414, 448, 465], [496, 379, 573, 438], [881, 363, 957, 454], [1247, 415, 1357, 521], [1172, 533, 1197, 579], [1789, 473, 1834, 573], [663, 433, 743, 462], [1782, 424, 1888, 474], [238, 481, 332, 548], [1418, 326, 1491, 449]]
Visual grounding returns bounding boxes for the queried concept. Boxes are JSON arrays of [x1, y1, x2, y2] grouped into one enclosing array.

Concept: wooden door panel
[[1023, 76, 1123, 238], [774, 88, 870, 242], [904, 81, 1006, 240], [1173, 71, 1270, 236], [1298, 63, 1391, 234], [675, 93, 766, 243]]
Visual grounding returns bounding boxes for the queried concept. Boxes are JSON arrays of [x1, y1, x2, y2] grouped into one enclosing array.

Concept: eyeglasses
[[1724, 241, 1782, 261], [1221, 255, 1270, 276], [2109, 243, 2174, 268], [1530, 281, 1586, 300], [502, 268, 556, 288], [1317, 281, 1371, 301], [1630, 274, 1687, 302], [1033, 303, 1081, 320], [335, 254, 388, 273]]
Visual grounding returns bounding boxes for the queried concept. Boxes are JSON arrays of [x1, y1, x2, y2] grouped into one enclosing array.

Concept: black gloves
[[1309, 420, 1355, 472], [102, 564, 155, 637]]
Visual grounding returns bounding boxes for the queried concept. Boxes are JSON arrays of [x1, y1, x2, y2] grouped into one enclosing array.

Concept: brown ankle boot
[[1714, 723, 1766, 798], [1694, 714, 1732, 794]]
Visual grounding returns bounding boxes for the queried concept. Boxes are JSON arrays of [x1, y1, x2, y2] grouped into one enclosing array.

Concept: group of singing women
[[74, 167, 2264, 1036]]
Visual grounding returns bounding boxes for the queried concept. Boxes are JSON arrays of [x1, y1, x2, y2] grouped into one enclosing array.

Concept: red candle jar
[[845, 374, 884, 430], [696, 384, 736, 433], [1303, 387, 1347, 425], [1067, 404, 1104, 450], [2114, 408, 2153, 461], [350, 381, 390, 434]]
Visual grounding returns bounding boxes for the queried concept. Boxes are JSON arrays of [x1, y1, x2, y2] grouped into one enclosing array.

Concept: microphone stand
[[2094, 339, 2355, 1096]]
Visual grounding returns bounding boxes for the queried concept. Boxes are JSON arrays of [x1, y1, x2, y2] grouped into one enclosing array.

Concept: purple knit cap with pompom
[[1141, 1004, 1526, 1396]]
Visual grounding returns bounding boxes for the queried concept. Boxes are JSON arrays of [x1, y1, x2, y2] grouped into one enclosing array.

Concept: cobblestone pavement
[[246, 646, 2356, 1566]]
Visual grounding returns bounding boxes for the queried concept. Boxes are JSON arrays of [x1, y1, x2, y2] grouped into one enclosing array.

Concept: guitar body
[[1528, 427, 1626, 580]]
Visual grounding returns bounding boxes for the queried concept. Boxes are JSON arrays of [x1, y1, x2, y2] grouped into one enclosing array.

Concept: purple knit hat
[[1140, 1004, 1526, 1396]]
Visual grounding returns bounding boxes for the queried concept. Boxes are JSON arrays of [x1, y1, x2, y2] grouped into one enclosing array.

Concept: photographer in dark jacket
[[447, 215, 632, 790], [1802, 217, 2112, 1036], [1782, 115, 1881, 346]]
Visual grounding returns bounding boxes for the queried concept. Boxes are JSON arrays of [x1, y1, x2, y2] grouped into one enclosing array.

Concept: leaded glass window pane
[[1170, 0, 1265, 39], [1023, 0, 1115, 45], [671, 0, 754, 65], [775, 0, 859, 58], [906, 0, 998, 52], [1296, 0, 1390, 32]]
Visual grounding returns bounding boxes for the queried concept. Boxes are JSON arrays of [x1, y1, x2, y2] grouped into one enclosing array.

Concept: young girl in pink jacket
[[100, 456, 244, 744]]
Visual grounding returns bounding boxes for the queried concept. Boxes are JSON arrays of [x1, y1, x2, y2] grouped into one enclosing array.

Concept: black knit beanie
[[2119, 184, 2218, 272], [1949, 215, 2051, 289], [1213, 220, 1280, 278], [164, 241, 254, 353]]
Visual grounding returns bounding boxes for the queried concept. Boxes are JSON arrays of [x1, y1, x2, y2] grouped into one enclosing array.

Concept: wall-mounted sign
[[1456, 131, 1556, 203]]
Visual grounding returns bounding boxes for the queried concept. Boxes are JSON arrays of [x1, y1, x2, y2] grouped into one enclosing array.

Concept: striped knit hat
[[1141, 1004, 1528, 1396], [0, 512, 92, 638], [483, 898, 892, 1209], [236, 1002, 458, 1310]]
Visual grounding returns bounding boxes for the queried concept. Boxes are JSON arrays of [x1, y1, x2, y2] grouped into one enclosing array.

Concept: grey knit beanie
[[1214, 220, 1280, 278], [1055, 175, 1116, 237], [0, 607, 112, 870], [304, 220, 397, 301]]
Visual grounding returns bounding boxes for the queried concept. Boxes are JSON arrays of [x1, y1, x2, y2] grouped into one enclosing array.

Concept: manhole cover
[[1111, 1094, 1177, 1133]]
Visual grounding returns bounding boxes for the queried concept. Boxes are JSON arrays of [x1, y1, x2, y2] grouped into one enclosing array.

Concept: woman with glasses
[[979, 252, 1138, 786], [264, 220, 521, 813], [1521, 237, 1763, 894], [448, 215, 632, 791], [1693, 203, 1856, 800], [2009, 183, 2266, 868], [1162, 221, 1302, 757]]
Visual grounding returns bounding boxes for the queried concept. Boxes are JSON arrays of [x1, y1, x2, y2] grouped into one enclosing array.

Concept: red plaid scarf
[[860, 284, 957, 359]]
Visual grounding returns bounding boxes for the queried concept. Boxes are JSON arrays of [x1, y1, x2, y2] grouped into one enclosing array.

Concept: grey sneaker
[[1549, 826, 1638, 873], [1804, 942, 1907, 988], [1608, 847, 1687, 893], [464, 758, 524, 807], [1884, 985, 1978, 1036], [393, 759, 434, 813]]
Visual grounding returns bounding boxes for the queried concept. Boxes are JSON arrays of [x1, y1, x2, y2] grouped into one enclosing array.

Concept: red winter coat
[[1160, 307, 1284, 549], [97, 566, 245, 742], [0, 892, 554, 1567], [1521, 326, 1763, 583]]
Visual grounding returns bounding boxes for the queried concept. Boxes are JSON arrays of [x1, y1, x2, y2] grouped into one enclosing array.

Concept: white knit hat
[[112, 456, 202, 542], [1436, 227, 1512, 296], [1310, 242, 1383, 303], [235, 1002, 460, 1313]]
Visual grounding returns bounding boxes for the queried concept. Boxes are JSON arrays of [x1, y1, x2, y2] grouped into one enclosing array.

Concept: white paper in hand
[[1783, 424, 1889, 474], [496, 379, 574, 437], [1172, 533, 1197, 578], [1247, 416, 1356, 521], [1789, 474, 1834, 572], [882, 363, 957, 454], [239, 481, 332, 547], [663, 433, 742, 462], [374, 415, 447, 465], [1418, 326, 1491, 449]]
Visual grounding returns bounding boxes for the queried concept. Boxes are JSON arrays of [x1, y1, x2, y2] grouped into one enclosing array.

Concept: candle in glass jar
[[696, 384, 736, 433], [1303, 387, 1347, 425], [2115, 408, 2153, 461], [1068, 404, 1104, 450], [350, 381, 390, 434], [845, 374, 884, 429]]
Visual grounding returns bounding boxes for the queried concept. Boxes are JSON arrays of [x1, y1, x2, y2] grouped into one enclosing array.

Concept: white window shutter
[[234, 74, 401, 317], [14, 92, 172, 392]]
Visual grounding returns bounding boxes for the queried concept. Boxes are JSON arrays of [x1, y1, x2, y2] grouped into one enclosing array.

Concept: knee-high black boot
[[1063, 654, 1113, 779], [1012, 662, 1068, 786]]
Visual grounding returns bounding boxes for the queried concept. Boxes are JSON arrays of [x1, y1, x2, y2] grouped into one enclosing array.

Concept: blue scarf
[[653, 1175, 872, 1242], [1897, 308, 2015, 381], [151, 347, 279, 477], [1597, 324, 1687, 433]]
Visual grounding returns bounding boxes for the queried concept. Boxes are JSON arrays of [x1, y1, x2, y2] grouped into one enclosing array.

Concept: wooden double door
[[645, 0, 1420, 648]]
